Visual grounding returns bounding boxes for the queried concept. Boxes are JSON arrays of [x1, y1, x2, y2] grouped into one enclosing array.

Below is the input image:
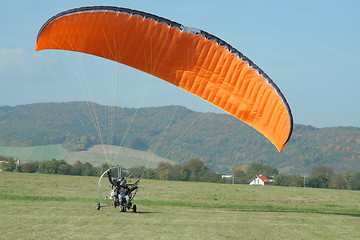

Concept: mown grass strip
[[1, 192, 359, 217], [135, 199, 360, 217], [0, 192, 95, 203]]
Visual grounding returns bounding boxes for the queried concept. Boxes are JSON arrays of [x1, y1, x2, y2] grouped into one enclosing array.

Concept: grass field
[[0, 172, 359, 239], [0, 145, 67, 162]]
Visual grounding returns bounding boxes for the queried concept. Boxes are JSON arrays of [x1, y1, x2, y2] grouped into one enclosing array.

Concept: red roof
[[248, 175, 271, 183]]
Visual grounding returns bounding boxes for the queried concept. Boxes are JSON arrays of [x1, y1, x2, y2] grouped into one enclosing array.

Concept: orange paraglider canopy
[[36, 6, 293, 151]]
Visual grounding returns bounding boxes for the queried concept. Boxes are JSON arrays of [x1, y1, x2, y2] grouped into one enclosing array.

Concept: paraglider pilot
[[107, 169, 137, 206]]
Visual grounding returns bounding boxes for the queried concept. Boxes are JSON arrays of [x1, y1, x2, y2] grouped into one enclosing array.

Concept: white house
[[221, 174, 233, 179], [248, 175, 272, 185]]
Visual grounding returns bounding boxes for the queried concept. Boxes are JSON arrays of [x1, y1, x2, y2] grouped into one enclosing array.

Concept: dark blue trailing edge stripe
[[36, 6, 293, 148]]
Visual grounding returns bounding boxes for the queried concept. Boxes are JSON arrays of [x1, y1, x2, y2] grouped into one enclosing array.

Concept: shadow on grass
[[133, 211, 161, 214]]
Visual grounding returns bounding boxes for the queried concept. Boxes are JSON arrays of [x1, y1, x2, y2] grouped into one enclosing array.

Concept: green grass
[[1, 172, 359, 239], [0, 144, 67, 162]]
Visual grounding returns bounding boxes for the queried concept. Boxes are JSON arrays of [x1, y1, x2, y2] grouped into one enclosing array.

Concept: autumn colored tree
[[329, 173, 347, 189]]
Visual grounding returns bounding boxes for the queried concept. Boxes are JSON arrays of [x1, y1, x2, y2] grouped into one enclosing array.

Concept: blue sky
[[1, 0, 359, 128]]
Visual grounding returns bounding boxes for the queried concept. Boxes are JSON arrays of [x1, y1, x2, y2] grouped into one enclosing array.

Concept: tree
[[307, 175, 329, 189], [232, 166, 249, 184], [155, 162, 173, 180], [83, 162, 96, 176], [201, 170, 221, 183], [0, 156, 16, 172], [245, 163, 279, 179], [21, 162, 39, 173], [185, 159, 209, 182], [70, 160, 85, 175], [273, 174, 289, 186], [40, 159, 58, 174], [307, 165, 335, 189], [129, 166, 146, 178], [329, 173, 347, 189], [58, 160, 70, 175], [167, 164, 183, 181], [289, 175, 304, 187], [349, 172, 360, 190], [152, 159, 220, 182]]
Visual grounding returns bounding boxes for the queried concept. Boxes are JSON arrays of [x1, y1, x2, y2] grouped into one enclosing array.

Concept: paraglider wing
[[36, 6, 293, 151]]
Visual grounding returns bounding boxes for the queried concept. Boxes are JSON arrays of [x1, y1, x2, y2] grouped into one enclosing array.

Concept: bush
[[0, 156, 16, 172], [21, 162, 39, 173]]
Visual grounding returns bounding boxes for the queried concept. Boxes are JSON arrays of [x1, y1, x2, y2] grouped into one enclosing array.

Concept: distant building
[[248, 175, 272, 185], [221, 174, 233, 179]]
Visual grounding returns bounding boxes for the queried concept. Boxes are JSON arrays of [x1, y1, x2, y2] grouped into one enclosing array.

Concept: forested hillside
[[0, 102, 359, 173]]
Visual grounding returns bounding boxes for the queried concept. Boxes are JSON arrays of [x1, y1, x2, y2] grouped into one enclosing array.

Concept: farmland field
[[0, 144, 175, 168], [0, 145, 67, 162], [0, 172, 359, 239]]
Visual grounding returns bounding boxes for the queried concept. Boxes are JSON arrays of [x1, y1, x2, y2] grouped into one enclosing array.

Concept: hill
[[0, 102, 359, 173]]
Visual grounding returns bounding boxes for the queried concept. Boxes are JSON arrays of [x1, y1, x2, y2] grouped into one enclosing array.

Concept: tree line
[[229, 162, 360, 190], [273, 165, 360, 190], [0, 155, 221, 181], [128, 159, 222, 183], [0, 155, 100, 176], [1, 155, 359, 190]]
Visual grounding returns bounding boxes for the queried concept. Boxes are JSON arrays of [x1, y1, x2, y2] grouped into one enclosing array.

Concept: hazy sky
[[1, 0, 359, 128]]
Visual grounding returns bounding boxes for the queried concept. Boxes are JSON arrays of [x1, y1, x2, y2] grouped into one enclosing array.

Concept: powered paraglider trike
[[96, 167, 140, 213]]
